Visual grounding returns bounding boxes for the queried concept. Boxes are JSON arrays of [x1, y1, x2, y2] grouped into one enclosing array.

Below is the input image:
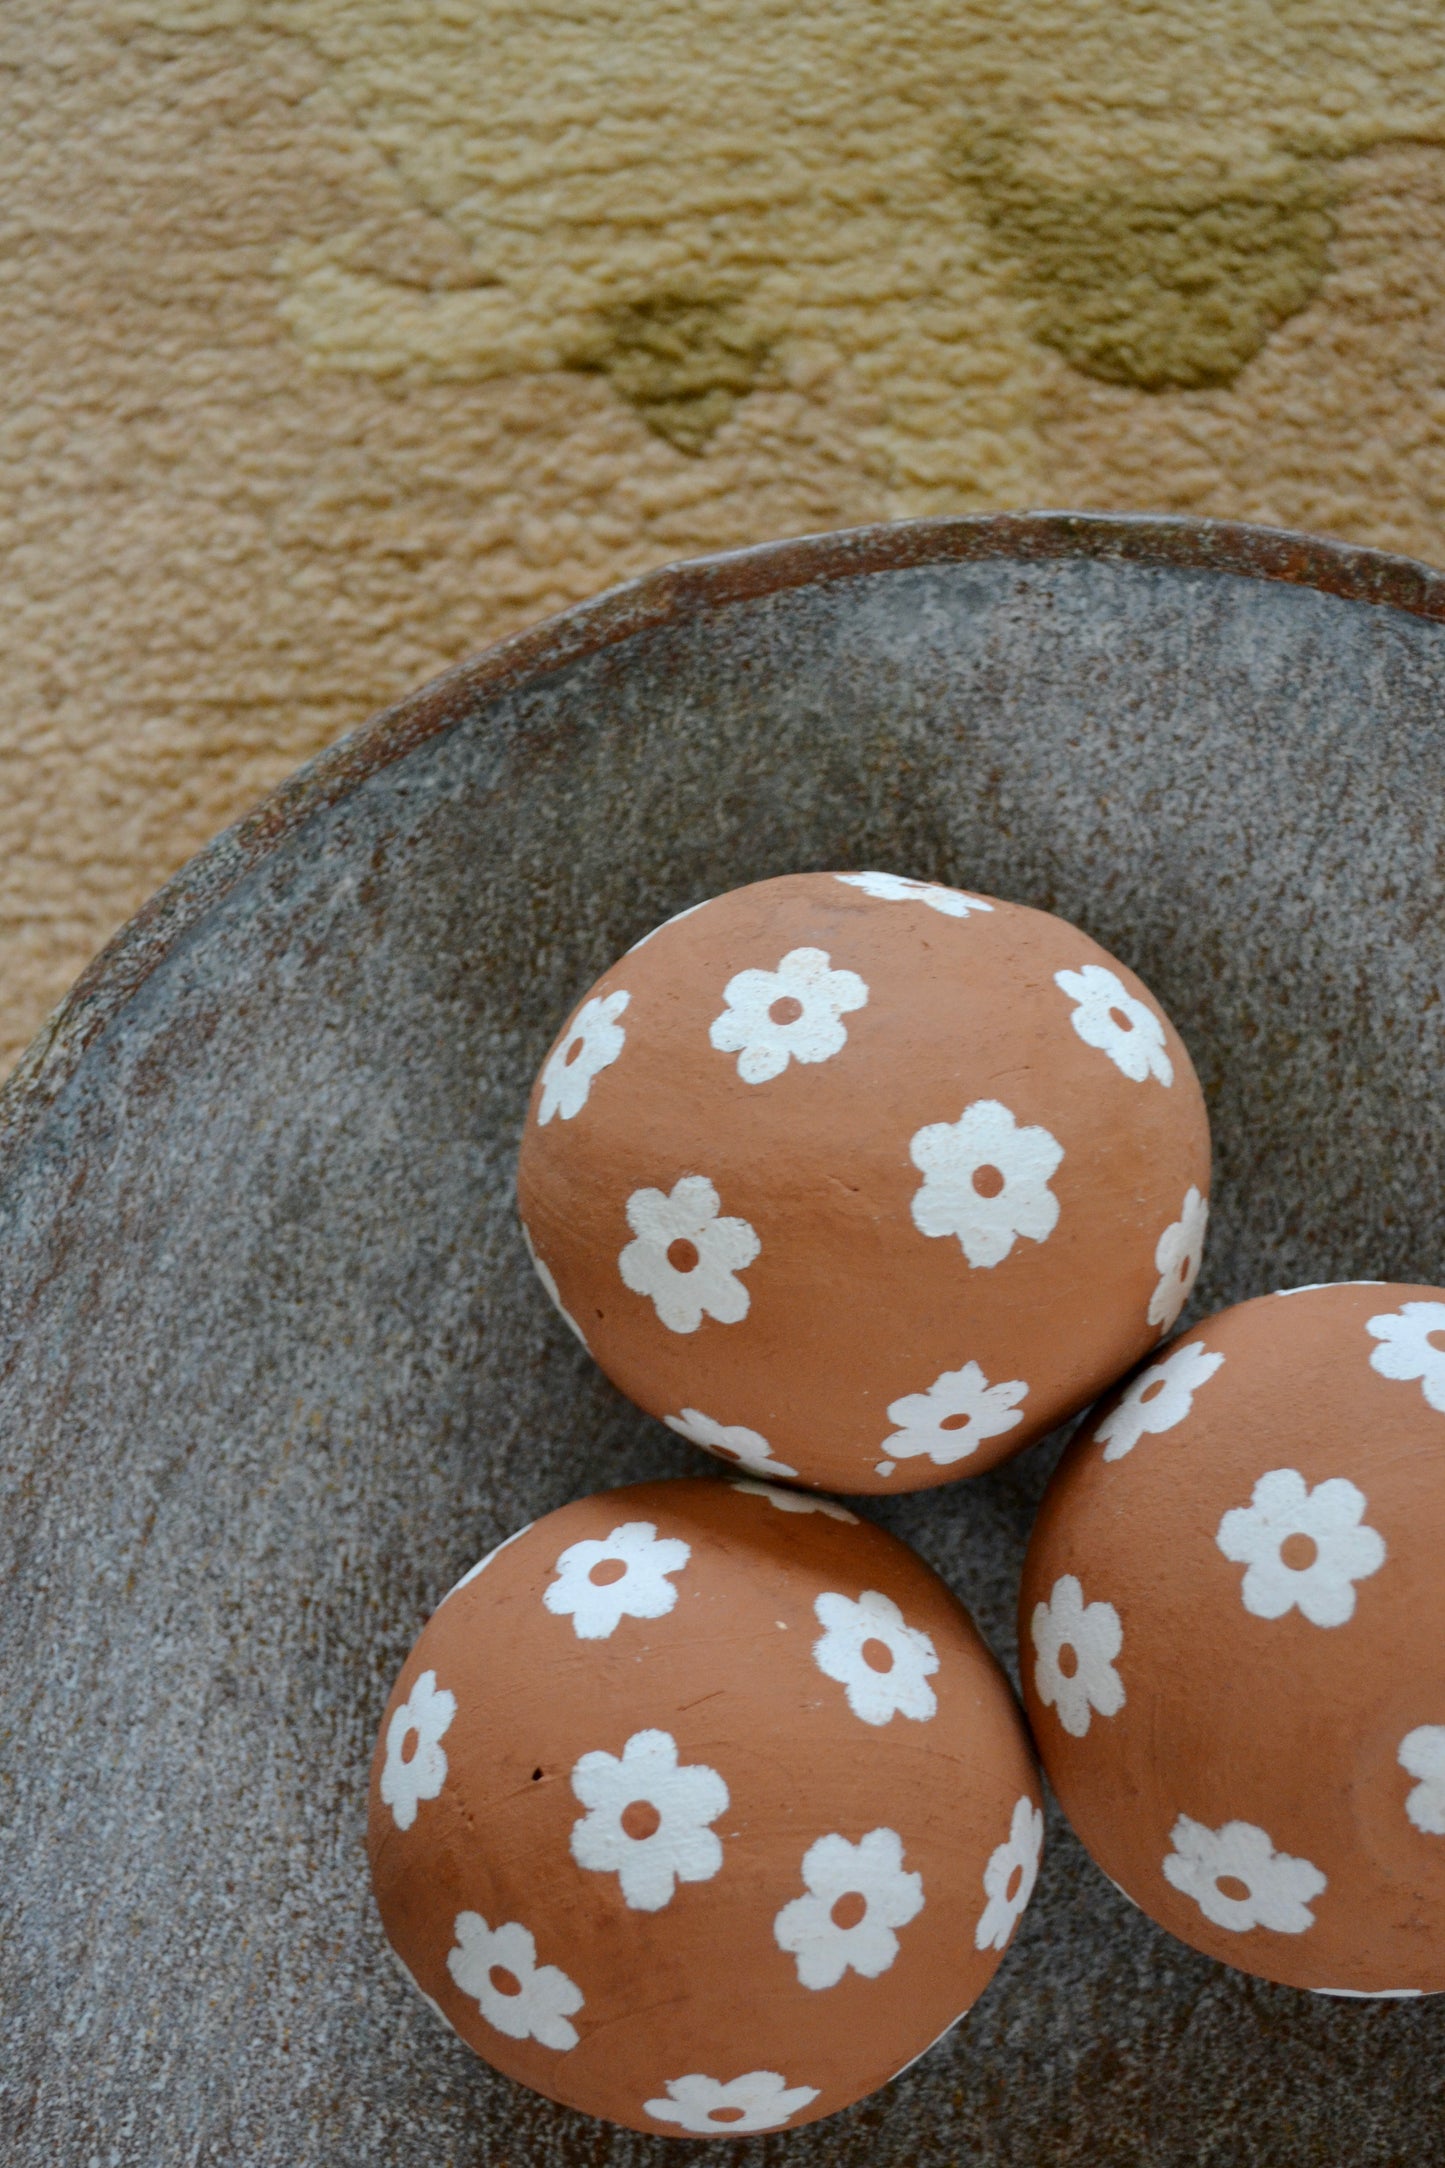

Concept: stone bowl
[[3, 513, 1443, 2166]]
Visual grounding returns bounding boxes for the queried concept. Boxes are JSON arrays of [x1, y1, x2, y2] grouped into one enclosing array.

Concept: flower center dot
[[939, 1410, 974, 1432], [860, 1636, 895, 1674], [1056, 1642, 1079, 1679], [563, 1036, 585, 1066], [399, 1726, 419, 1765], [621, 1799, 662, 1841], [1427, 1330, 1445, 1354], [769, 996, 805, 1027], [1106, 1007, 1134, 1034], [972, 1163, 1005, 1199], [589, 1557, 628, 1586], [1280, 1533, 1318, 1572], [830, 1890, 868, 1930], [1139, 1377, 1167, 1403], [709, 2108, 747, 2126], [1214, 1875, 1251, 1904], [1005, 1864, 1024, 1904], [666, 1238, 700, 1274], [488, 1965, 522, 1997]]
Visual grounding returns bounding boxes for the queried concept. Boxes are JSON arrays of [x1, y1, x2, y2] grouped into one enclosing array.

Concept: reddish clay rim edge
[[5, 509, 1445, 1156]]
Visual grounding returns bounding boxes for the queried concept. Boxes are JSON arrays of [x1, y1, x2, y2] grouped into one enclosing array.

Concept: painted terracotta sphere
[[370, 1476, 1042, 2136], [1020, 1281, 1445, 1997], [516, 871, 1210, 1493]]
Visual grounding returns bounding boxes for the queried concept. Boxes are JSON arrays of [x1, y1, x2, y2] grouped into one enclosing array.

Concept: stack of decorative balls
[[369, 871, 1444, 2139]]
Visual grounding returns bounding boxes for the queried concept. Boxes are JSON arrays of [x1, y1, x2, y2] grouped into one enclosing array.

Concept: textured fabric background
[[6, 0, 1445, 1073]]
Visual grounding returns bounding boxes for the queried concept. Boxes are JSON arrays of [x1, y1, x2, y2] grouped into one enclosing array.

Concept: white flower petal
[[1399, 1725, 1445, 1836], [728, 1478, 857, 1521], [1096, 1340, 1224, 1462], [666, 1408, 797, 1479], [975, 1795, 1044, 1951], [544, 1521, 691, 1640], [644, 2070, 820, 2134], [519, 1221, 588, 1346], [380, 1670, 457, 1832], [812, 1589, 939, 1726], [626, 898, 712, 953], [1148, 1186, 1209, 1333], [538, 990, 630, 1124], [1055, 963, 1173, 1086], [1276, 1281, 1386, 1296], [774, 1827, 924, 1990], [882, 1360, 1028, 1466], [1366, 1301, 1445, 1414], [1031, 1574, 1125, 1738], [1162, 1816, 1324, 1934], [443, 1521, 534, 1602], [836, 871, 993, 918], [447, 1912, 583, 2050], [569, 1729, 729, 1912], [1216, 1468, 1385, 1629], [909, 1099, 1064, 1270], [619, 1177, 760, 1335], [709, 946, 869, 1085]]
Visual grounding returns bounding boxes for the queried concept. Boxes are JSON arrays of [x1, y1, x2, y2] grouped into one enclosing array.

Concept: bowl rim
[[6, 508, 1445, 1160]]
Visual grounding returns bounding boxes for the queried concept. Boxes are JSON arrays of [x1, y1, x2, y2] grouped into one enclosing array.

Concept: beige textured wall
[[6, 0, 1445, 1075]]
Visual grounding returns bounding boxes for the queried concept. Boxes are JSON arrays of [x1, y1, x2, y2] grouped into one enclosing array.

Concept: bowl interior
[[2, 519, 1443, 2164]]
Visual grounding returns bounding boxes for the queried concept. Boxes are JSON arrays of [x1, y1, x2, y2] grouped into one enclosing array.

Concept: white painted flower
[[544, 1520, 691, 1641], [519, 1221, 587, 1346], [1102, 1870, 1144, 1914], [570, 1729, 728, 1911], [1147, 1185, 1210, 1332], [644, 2071, 820, 2134], [1399, 1726, 1445, 1836], [708, 945, 868, 1084], [626, 897, 710, 953], [729, 1478, 857, 1522], [1276, 1281, 1385, 1296], [812, 1588, 939, 1726], [380, 1670, 457, 1832], [774, 1827, 924, 1989], [836, 870, 994, 918], [889, 2008, 973, 2081], [537, 990, 629, 1124], [909, 1099, 1063, 1269], [1054, 963, 1173, 1086], [444, 1521, 533, 1601], [619, 1175, 760, 1333], [880, 1360, 1028, 1468], [1366, 1300, 1445, 1414], [386, 1943, 460, 2039], [975, 1795, 1044, 1951], [1215, 1468, 1386, 1627], [1162, 1816, 1325, 1934], [1030, 1575, 1125, 1738], [1095, 1339, 1225, 1462], [665, 1407, 797, 1479], [446, 1912, 583, 2049]]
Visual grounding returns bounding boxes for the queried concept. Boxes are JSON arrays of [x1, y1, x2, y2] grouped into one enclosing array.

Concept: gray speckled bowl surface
[[3, 513, 1443, 2166]]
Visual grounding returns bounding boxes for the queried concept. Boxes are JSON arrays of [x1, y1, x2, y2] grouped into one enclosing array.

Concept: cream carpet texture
[[6, 0, 1445, 1074]]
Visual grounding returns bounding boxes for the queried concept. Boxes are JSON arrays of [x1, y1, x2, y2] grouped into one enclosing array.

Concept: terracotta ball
[[516, 871, 1211, 1493], [1020, 1282, 1445, 1996], [370, 1477, 1041, 2136]]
